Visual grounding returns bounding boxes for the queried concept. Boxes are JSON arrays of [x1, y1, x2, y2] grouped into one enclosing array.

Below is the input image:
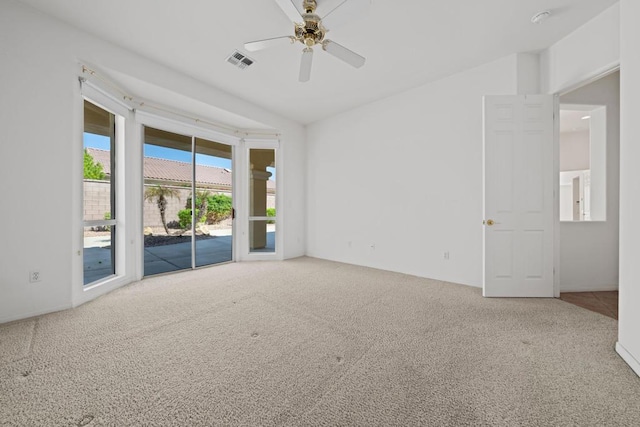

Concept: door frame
[[551, 64, 620, 298]]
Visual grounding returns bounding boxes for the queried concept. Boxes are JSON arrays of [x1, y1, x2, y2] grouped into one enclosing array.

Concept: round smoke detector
[[531, 10, 552, 24]]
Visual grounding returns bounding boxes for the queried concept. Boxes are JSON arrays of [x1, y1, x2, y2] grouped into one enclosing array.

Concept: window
[[248, 148, 276, 253], [83, 100, 119, 285]]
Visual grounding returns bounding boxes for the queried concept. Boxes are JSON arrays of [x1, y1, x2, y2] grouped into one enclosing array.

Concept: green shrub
[[206, 194, 233, 224], [186, 190, 210, 224], [266, 208, 276, 224], [178, 209, 199, 229], [180, 193, 232, 226], [83, 149, 106, 180]]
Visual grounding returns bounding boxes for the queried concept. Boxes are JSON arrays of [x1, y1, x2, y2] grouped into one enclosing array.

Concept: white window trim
[[242, 143, 281, 261], [136, 109, 241, 147], [80, 79, 134, 117], [137, 110, 241, 273], [244, 138, 280, 149], [76, 83, 135, 306]]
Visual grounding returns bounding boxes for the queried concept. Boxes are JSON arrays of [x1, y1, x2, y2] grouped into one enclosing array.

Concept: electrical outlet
[[444, 251, 450, 260], [29, 270, 41, 283]]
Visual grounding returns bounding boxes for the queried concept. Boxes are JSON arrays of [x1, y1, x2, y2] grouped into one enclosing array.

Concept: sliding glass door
[[143, 127, 233, 276], [143, 128, 192, 276]]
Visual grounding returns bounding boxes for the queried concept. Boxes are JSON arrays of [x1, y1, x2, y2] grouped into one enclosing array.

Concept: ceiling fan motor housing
[[295, 0, 325, 47]]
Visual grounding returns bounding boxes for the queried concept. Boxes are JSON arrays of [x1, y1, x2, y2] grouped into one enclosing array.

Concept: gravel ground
[[85, 226, 227, 248], [144, 234, 216, 248]]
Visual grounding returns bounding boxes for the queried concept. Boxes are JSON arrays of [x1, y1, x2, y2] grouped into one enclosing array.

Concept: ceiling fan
[[244, 0, 369, 82]]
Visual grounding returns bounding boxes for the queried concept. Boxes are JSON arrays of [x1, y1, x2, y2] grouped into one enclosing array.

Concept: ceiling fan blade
[[299, 48, 313, 82], [321, 0, 371, 30], [322, 40, 365, 68], [274, 0, 304, 23], [244, 36, 294, 52]]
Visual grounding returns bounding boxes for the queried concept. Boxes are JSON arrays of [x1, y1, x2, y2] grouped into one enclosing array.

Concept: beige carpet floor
[[1, 257, 639, 426]]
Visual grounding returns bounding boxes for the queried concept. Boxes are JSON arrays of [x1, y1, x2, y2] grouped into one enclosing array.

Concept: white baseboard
[[0, 303, 72, 325], [616, 342, 640, 378], [560, 284, 619, 293]]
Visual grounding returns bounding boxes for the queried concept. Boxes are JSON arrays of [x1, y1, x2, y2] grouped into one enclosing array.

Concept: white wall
[[306, 55, 520, 286], [557, 72, 619, 292], [516, 53, 541, 95], [0, 0, 306, 323], [540, 3, 620, 94], [589, 105, 607, 221], [559, 185, 574, 221], [560, 131, 590, 171], [617, 0, 640, 377]]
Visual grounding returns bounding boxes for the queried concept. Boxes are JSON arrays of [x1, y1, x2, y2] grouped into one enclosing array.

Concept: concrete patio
[[83, 232, 275, 285]]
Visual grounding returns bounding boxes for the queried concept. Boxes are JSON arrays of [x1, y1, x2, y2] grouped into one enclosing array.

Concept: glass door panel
[[194, 138, 233, 267], [143, 127, 193, 276]]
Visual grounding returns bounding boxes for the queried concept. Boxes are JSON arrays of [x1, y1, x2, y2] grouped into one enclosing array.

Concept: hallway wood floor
[[560, 291, 619, 319]]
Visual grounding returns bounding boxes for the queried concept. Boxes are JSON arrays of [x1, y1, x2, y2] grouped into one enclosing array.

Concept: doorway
[[143, 126, 234, 276], [557, 71, 620, 312]]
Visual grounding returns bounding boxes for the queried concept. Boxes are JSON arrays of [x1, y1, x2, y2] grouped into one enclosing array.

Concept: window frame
[[81, 99, 123, 287], [243, 138, 280, 260], [79, 80, 132, 292], [136, 111, 241, 274]]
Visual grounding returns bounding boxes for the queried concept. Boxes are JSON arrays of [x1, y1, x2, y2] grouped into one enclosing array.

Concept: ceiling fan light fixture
[[246, 0, 368, 81]]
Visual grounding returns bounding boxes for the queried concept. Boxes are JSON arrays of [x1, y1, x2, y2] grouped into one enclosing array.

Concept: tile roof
[[86, 148, 275, 190]]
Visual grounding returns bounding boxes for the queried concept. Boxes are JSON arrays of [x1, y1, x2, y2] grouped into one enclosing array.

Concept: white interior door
[[483, 95, 554, 297]]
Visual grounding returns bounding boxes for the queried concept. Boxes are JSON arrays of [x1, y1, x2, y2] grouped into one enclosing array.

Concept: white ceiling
[[18, 0, 618, 125], [560, 110, 591, 133], [560, 105, 603, 133], [102, 67, 276, 131]]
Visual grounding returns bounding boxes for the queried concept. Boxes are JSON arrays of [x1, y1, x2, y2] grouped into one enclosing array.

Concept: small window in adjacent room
[[248, 148, 276, 253], [559, 104, 607, 221], [83, 100, 118, 285]]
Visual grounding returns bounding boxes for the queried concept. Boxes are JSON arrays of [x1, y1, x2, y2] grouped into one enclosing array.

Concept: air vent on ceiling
[[226, 50, 254, 69]]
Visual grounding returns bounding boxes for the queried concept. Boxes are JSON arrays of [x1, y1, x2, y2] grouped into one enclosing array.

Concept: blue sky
[[84, 133, 275, 179], [85, 133, 230, 169]]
